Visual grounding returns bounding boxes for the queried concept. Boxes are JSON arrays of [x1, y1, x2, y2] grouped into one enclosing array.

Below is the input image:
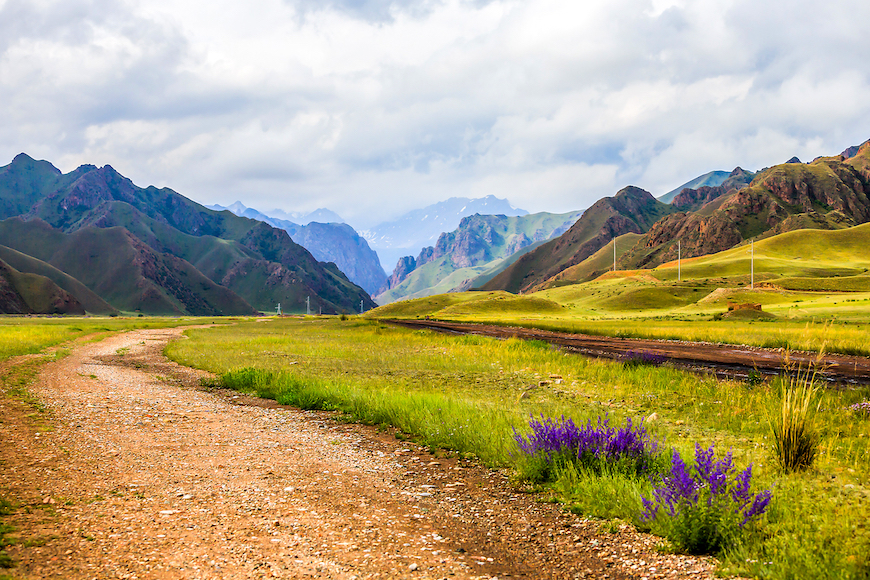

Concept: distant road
[[388, 319, 870, 386]]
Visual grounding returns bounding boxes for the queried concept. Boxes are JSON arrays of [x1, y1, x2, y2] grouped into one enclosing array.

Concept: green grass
[[0, 316, 235, 363], [167, 317, 870, 580]]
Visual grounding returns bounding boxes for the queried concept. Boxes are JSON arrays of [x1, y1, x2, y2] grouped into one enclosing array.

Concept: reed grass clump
[[769, 354, 822, 473]]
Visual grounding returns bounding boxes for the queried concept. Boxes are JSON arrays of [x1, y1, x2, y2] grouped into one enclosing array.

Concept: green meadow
[[168, 316, 870, 580], [368, 224, 870, 356]]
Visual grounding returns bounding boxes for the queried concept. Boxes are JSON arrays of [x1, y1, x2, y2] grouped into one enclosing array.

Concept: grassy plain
[[0, 317, 234, 363], [168, 317, 870, 580]]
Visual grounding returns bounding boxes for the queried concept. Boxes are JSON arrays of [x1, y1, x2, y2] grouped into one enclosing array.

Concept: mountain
[[0, 244, 116, 314], [658, 170, 732, 204], [0, 154, 375, 314], [362, 196, 528, 272], [0, 256, 85, 315], [619, 141, 870, 270], [210, 202, 387, 295], [377, 210, 583, 304], [480, 187, 676, 294]]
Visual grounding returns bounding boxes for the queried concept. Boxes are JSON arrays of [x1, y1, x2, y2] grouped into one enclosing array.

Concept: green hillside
[[367, 222, 870, 324], [0, 257, 85, 315], [0, 244, 116, 314]]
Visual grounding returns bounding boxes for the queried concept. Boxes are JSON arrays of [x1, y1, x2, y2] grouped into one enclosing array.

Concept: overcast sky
[[2, 0, 869, 228]]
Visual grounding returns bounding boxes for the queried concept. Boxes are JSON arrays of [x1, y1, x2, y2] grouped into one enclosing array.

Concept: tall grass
[[769, 355, 822, 473]]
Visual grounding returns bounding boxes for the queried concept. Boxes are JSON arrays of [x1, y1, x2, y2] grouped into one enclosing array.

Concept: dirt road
[[388, 319, 870, 385], [0, 328, 715, 579]]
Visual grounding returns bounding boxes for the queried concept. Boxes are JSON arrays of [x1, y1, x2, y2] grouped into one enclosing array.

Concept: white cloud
[[1, 0, 869, 229]]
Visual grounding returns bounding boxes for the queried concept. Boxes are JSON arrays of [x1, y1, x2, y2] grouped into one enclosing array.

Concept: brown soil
[[0, 328, 716, 579], [389, 319, 870, 385]]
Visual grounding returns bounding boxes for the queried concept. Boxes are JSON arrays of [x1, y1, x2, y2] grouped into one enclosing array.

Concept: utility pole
[[750, 238, 754, 289], [360, 300, 364, 314], [678, 240, 681, 282], [276, 302, 281, 316], [306, 296, 310, 316]]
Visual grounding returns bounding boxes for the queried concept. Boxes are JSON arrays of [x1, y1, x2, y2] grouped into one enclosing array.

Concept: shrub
[[642, 444, 772, 555], [513, 414, 660, 481], [769, 357, 822, 473]]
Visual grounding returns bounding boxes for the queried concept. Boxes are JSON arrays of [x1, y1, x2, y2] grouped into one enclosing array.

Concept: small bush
[[769, 357, 822, 473], [642, 444, 772, 555]]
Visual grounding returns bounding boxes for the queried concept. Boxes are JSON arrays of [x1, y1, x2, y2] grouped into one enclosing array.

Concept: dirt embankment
[[0, 328, 715, 579]]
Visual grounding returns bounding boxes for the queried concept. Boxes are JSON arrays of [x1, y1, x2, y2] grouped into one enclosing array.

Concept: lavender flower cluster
[[642, 443, 772, 554], [849, 400, 870, 416], [514, 414, 658, 475], [621, 349, 666, 368]]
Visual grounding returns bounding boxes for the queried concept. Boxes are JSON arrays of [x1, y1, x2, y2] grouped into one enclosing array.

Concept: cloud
[[1, 0, 869, 228]]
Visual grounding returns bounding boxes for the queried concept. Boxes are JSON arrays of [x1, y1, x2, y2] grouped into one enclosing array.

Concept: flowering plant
[[513, 414, 659, 481], [849, 400, 870, 416], [642, 443, 772, 555], [621, 349, 666, 368]]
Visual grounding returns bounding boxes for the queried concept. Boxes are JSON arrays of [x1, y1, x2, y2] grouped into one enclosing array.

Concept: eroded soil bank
[[0, 328, 714, 579]]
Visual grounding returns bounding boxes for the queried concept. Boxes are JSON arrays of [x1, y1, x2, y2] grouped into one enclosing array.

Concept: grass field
[[0, 316, 234, 362], [167, 317, 870, 580]]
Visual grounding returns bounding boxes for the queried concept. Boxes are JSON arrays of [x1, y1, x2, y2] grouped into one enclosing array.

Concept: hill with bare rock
[[619, 141, 870, 270], [479, 187, 675, 294]]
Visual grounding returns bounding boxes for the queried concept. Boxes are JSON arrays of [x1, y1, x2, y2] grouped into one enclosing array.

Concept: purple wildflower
[[642, 444, 772, 529], [514, 414, 659, 477], [742, 489, 773, 527], [849, 400, 870, 416]]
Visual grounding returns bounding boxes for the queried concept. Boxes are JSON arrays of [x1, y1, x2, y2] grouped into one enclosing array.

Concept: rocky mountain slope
[[620, 142, 870, 270], [0, 256, 85, 315], [479, 186, 676, 294], [377, 210, 582, 303], [363, 196, 527, 272], [0, 154, 375, 314], [483, 140, 870, 295]]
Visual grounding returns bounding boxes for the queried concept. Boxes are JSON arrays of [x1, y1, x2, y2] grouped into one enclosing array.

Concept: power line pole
[[360, 300, 364, 314], [750, 238, 754, 289], [678, 240, 681, 282], [276, 302, 281, 316], [306, 296, 310, 316]]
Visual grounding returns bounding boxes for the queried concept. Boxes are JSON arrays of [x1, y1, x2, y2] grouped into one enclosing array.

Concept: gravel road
[[0, 327, 716, 579]]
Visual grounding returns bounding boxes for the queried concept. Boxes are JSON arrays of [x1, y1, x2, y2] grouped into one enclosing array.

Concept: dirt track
[[388, 319, 870, 385], [0, 327, 716, 579]]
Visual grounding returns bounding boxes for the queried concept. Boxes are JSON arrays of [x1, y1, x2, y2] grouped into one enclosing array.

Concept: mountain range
[[361, 195, 528, 272], [208, 202, 387, 296], [480, 141, 870, 294], [377, 210, 584, 303], [0, 154, 376, 315]]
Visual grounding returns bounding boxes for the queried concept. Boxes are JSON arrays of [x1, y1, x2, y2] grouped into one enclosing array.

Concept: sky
[[1, 0, 869, 229]]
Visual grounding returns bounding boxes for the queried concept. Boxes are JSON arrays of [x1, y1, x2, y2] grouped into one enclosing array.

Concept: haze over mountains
[[360, 196, 528, 273]]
